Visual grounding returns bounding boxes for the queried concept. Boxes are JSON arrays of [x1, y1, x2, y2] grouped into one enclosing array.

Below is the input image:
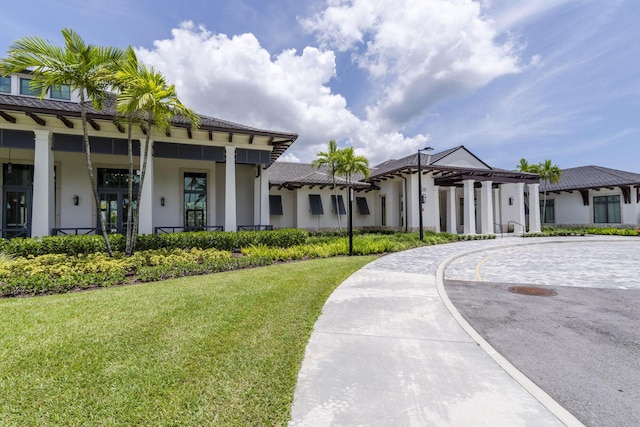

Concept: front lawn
[[0, 256, 375, 426]]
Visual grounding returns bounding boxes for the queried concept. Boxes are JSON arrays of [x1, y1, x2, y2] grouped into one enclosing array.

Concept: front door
[[2, 164, 33, 238], [98, 191, 135, 233]]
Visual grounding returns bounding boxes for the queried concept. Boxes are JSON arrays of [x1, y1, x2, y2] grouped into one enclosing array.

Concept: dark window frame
[[0, 76, 10, 93], [19, 77, 41, 97], [331, 194, 346, 215], [539, 199, 555, 224], [309, 194, 324, 215], [50, 84, 71, 100], [593, 195, 621, 224], [269, 195, 283, 215], [184, 172, 207, 229], [356, 196, 370, 215]]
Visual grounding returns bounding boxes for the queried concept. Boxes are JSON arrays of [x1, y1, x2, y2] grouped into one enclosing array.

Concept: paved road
[[444, 239, 640, 427]]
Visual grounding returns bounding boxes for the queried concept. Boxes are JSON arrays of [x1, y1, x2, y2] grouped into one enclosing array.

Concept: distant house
[[536, 166, 640, 227]]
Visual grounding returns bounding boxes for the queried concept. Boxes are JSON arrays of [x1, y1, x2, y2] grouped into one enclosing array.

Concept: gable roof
[[0, 92, 298, 163], [269, 162, 371, 189], [541, 165, 640, 192]]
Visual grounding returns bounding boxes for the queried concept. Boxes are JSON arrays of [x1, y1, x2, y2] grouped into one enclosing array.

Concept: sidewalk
[[289, 237, 588, 426]]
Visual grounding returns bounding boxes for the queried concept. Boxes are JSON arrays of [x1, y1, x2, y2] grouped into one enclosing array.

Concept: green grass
[[0, 256, 375, 426]]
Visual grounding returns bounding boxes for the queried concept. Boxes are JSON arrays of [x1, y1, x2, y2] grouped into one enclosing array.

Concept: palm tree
[[0, 29, 124, 256], [311, 140, 343, 231], [530, 159, 562, 224], [336, 146, 369, 255], [115, 60, 199, 254], [516, 158, 533, 172]]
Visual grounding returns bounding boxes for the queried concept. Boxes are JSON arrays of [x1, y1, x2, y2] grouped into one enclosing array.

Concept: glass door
[[2, 164, 33, 238]]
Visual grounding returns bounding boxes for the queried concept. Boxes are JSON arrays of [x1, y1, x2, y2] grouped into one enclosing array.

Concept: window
[[381, 196, 386, 226], [0, 76, 10, 93], [356, 197, 370, 215], [50, 84, 71, 100], [309, 194, 324, 215], [184, 172, 207, 229], [539, 199, 555, 223], [269, 195, 283, 215], [19, 78, 41, 96], [593, 195, 621, 223], [331, 194, 346, 215]]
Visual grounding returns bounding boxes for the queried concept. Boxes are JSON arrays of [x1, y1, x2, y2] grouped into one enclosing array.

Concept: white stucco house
[[0, 71, 297, 238], [535, 166, 640, 227]]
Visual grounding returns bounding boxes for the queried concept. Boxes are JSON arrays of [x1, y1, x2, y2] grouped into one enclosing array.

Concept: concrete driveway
[[444, 238, 640, 427]]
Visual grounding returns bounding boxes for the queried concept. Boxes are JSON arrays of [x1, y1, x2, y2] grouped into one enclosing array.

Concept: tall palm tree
[[336, 146, 370, 185], [530, 159, 562, 224], [311, 140, 343, 230], [0, 29, 124, 256], [516, 158, 533, 172], [115, 60, 199, 253]]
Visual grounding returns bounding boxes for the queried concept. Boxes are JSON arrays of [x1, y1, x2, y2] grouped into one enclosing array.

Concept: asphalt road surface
[[444, 240, 640, 427]]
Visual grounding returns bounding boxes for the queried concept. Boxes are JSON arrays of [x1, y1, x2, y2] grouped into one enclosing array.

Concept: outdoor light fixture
[[508, 197, 514, 206], [73, 194, 79, 206], [417, 146, 434, 241], [160, 196, 165, 206]]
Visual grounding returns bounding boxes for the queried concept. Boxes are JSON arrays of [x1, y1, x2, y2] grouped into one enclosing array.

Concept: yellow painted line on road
[[475, 254, 500, 282]]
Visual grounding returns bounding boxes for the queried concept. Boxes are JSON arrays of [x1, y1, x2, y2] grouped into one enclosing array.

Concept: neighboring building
[[0, 72, 297, 238], [536, 166, 640, 227]]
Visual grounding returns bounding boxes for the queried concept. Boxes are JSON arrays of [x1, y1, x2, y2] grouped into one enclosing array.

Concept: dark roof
[[541, 165, 640, 192], [0, 92, 298, 163], [269, 162, 370, 189]]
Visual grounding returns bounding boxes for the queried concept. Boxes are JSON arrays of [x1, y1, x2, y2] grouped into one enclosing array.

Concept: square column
[[447, 186, 457, 234], [32, 130, 54, 237], [493, 187, 501, 233], [260, 166, 270, 226], [427, 184, 440, 232], [514, 182, 526, 234], [463, 179, 476, 235], [480, 181, 494, 235], [225, 146, 237, 231], [528, 183, 541, 233], [138, 139, 154, 234]]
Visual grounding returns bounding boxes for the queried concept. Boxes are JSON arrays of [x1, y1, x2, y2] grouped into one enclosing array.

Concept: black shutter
[[309, 194, 324, 215]]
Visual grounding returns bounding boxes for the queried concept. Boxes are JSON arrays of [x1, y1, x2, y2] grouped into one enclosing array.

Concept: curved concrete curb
[[435, 240, 586, 427]]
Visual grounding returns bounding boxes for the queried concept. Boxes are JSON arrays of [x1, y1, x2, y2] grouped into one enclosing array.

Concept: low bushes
[[524, 226, 639, 237], [0, 229, 309, 257]]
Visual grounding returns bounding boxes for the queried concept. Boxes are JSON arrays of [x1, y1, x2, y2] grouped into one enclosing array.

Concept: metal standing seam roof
[[268, 162, 370, 189], [540, 165, 640, 192], [0, 93, 298, 163]]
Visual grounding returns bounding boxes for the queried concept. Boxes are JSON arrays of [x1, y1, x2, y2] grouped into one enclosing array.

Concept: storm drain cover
[[508, 286, 557, 297]]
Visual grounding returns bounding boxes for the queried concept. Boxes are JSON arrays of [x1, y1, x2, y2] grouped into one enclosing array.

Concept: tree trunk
[[332, 170, 342, 232], [125, 116, 134, 256], [80, 91, 113, 257], [131, 118, 151, 253]]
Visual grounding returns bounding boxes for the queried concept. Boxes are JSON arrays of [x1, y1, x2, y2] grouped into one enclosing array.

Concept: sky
[[1, 0, 638, 171]]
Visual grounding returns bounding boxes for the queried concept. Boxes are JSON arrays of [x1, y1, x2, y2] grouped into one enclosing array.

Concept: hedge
[[0, 229, 309, 257]]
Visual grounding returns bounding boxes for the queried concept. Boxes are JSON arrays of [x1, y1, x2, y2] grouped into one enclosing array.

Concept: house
[[267, 147, 543, 235], [536, 165, 640, 227], [0, 71, 297, 238]]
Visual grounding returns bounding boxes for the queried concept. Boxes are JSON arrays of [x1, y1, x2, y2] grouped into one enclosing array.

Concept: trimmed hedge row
[[525, 226, 638, 237], [0, 229, 309, 257]]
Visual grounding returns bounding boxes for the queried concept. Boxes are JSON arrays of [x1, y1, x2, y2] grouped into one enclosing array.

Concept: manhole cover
[[508, 286, 557, 297]]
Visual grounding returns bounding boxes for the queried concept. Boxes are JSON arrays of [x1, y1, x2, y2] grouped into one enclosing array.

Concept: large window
[[0, 76, 10, 93], [19, 78, 41, 96], [184, 172, 207, 229], [50, 84, 71, 100], [539, 199, 555, 224], [331, 194, 346, 215], [593, 195, 621, 223]]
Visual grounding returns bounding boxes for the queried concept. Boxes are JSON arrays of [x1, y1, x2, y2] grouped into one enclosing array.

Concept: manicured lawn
[[0, 256, 375, 426]]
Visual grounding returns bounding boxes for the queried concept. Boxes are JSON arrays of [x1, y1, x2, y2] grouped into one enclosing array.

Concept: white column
[[431, 185, 441, 232], [260, 166, 270, 226], [514, 182, 526, 235], [480, 181, 494, 234], [447, 186, 457, 234], [463, 179, 476, 235], [32, 130, 54, 237], [528, 183, 541, 233], [224, 146, 237, 232], [138, 139, 154, 234], [493, 187, 501, 233], [253, 168, 261, 226]]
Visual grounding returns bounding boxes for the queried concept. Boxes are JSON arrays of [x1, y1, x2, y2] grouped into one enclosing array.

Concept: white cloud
[[135, 21, 433, 166], [302, 0, 522, 130]]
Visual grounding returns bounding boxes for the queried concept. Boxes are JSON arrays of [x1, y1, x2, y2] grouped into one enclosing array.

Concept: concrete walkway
[[288, 237, 612, 426]]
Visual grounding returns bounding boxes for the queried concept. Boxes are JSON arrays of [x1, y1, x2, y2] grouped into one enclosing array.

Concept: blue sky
[[1, 0, 638, 171]]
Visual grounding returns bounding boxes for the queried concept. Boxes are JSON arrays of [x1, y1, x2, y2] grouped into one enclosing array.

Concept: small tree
[[0, 29, 124, 256], [311, 140, 344, 231], [530, 159, 562, 223], [115, 59, 199, 254], [516, 158, 533, 172]]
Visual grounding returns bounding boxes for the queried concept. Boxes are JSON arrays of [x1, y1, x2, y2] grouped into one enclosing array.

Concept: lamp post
[[417, 146, 434, 241]]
